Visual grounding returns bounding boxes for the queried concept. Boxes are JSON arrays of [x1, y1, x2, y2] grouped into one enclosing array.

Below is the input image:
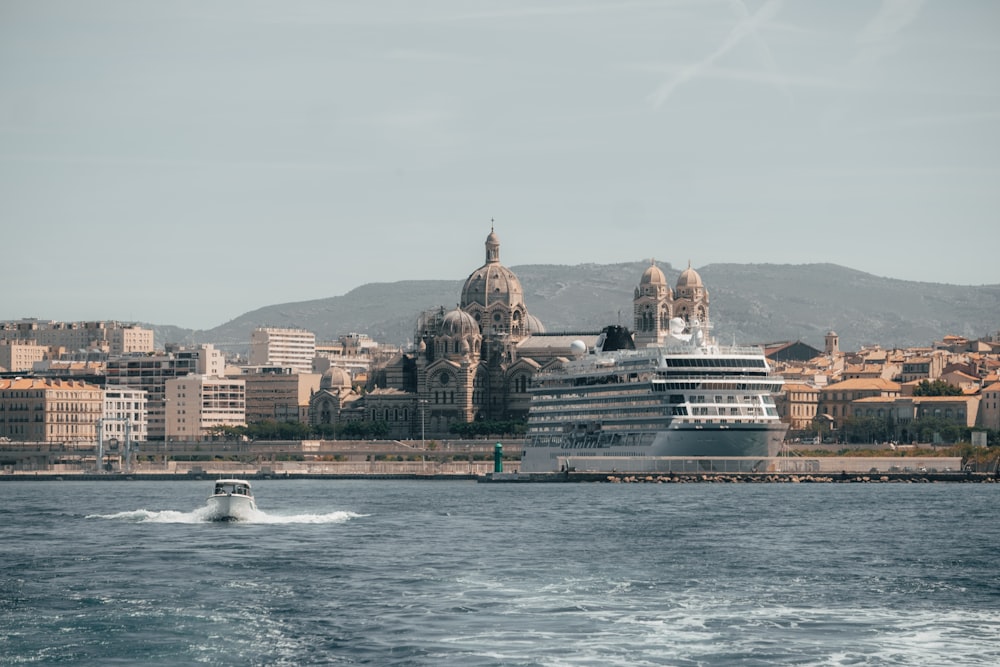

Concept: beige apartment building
[[818, 378, 902, 430], [0, 340, 47, 373], [776, 383, 820, 431], [164, 375, 246, 441], [0, 378, 103, 443], [852, 395, 980, 433], [900, 352, 947, 383], [249, 328, 316, 374], [241, 367, 321, 423], [0, 320, 154, 355]]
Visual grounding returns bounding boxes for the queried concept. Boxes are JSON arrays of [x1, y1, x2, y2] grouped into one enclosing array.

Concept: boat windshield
[[214, 481, 251, 496]]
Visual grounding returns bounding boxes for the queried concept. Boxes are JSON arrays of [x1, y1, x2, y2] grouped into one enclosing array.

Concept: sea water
[[1, 479, 998, 666]]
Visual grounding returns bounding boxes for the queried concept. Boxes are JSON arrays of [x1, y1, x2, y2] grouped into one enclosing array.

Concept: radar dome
[[570, 340, 587, 355]]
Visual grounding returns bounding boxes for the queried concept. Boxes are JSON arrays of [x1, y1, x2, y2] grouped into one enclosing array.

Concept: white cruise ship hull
[[520, 422, 788, 473]]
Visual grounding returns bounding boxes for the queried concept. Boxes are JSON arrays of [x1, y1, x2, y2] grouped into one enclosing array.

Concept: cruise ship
[[520, 320, 788, 473]]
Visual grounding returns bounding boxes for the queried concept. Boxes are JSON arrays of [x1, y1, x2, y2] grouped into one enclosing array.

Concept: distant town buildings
[[106, 344, 225, 440], [2, 233, 1000, 447], [0, 340, 47, 373], [0, 319, 153, 356]]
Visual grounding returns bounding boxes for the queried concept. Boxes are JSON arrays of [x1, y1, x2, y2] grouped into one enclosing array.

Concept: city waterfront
[[2, 479, 999, 665]]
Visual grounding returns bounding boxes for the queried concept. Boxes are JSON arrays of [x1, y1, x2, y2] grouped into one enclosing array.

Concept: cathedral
[[310, 229, 709, 439]]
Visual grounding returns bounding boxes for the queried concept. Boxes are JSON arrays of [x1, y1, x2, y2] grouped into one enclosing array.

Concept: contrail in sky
[[649, 0, 784, 108], [855, 0, 925, 66]]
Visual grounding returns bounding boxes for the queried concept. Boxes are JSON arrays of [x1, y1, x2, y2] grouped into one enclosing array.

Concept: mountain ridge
[[147, 262, 1000, 353]]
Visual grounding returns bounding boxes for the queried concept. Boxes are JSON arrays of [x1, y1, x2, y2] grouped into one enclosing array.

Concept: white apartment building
[[106, 344, 225, 440], [164, 375, 246, 441], [249, 327, 316, 374], [102, 387, 148, 443]]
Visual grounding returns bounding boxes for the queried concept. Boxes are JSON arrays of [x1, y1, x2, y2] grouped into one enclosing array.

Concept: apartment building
[[106, 344, 225, 440], [900, 352, 947, 383], [852, 395, 980, 431], [0, 378, 103, 443], [776, 383, 820, 431], [164, 375, 246, 441], [818, 378, 902, 429], [241, 367, 321, 424], [103, 387, 148, 443], [0, 340, 47, 373], [0, 319, 154, 355], [249, 328, 316, 374]]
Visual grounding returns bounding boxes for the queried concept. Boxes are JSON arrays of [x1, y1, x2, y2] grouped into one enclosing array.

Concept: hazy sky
[[2, 0, 998, 330]]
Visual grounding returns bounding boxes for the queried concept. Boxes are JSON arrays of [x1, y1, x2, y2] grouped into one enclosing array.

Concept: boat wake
[[86, 507, 364, 524]]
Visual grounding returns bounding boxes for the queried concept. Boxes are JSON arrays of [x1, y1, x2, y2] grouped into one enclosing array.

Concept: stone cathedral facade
[[402, 228, 546, 434]]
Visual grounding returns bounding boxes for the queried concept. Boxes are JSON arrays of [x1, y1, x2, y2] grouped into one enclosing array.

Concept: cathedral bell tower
[[633, 260, 673, 347]]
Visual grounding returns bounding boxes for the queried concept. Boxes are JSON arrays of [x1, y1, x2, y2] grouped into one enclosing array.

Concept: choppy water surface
[[1, 479, 998, 665]]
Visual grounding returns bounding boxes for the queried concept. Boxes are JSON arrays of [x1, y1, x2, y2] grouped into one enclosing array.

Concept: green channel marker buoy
[[494, 442, 503, 473]]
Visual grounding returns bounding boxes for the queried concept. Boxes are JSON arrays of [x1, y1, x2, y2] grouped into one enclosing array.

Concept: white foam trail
[[86, 507, 365, 524], [244, 510, 364, 524], [86, 508, 211, 523]]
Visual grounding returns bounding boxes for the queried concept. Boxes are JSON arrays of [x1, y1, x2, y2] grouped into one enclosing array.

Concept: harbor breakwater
[[483, 470, 1000, 484]]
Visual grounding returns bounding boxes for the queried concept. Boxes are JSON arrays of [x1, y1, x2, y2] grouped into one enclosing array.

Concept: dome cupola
[[460, 227, 525, 312], [676, 261, 704, 289], [640, 261, 667, 286], [443, 307, 479, 337], [320, 367, 352, 391]]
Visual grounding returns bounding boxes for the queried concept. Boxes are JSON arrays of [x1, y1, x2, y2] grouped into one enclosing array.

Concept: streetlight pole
[[420, 400, 426, 449]]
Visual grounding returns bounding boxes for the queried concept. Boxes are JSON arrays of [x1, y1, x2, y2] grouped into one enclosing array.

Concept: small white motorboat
[[206, 478, 257, 521]]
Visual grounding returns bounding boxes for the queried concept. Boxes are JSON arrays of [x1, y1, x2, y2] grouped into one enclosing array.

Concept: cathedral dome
[[526, 313, 546, 334], [442, 308, 479, 337], [320, 367, 351, 390], [640, 262, 668, 286], [676, 264, 703, 289], [460, 229, 525, 309]]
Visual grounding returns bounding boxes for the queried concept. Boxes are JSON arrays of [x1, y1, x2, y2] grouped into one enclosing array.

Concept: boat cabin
[[213, 479, 252, 497]]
